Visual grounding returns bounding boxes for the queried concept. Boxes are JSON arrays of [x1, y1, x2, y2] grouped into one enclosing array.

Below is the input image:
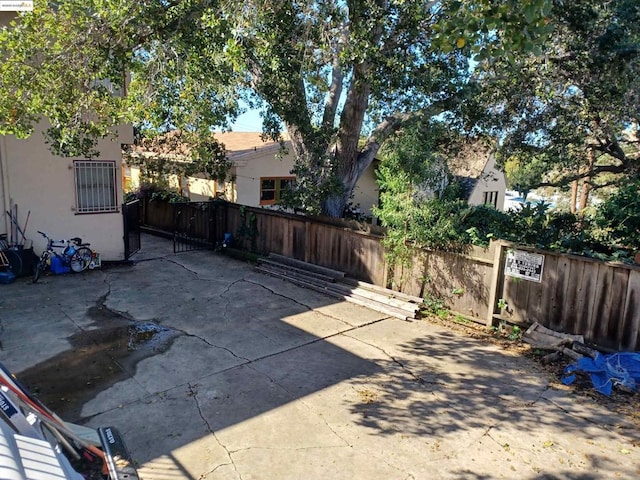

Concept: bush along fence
[[141, 198, 640, 352]]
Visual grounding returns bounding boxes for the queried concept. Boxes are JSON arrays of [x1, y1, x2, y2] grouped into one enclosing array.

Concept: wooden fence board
[[536, 254, 559, 330], [558, 258, 582, 334], [592, 263, 614, 349], [524, 273, 544, 325], [572, 261, 594, 337], [550, 256, 571, 332], [620, 269, 640, 351], [606, 267, 629, 349]]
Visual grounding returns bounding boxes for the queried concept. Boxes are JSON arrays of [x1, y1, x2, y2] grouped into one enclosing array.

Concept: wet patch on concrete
[[16, 301, 180, 422]]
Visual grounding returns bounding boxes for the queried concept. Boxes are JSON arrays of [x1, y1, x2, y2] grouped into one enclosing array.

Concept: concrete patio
[[0, 234, 637, 479]]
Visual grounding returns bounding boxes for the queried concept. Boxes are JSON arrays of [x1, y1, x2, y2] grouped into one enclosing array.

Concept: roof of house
[[127, 131, 290, 163]]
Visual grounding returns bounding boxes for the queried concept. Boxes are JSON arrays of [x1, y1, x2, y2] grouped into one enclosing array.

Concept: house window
[[74, 160, 118, 213], [260, 177, 295, 205], [483, 191, 499, 208]]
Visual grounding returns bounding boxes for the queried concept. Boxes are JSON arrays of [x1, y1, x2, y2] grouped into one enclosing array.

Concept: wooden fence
[[142, 200, 640, 352]]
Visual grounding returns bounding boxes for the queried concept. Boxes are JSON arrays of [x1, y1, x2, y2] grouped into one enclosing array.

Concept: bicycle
[[32, 231, 94, 283]]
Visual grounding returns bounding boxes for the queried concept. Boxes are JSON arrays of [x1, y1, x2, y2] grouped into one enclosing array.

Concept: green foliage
[[0, 1, 138, 156], [474, 0, 640, 194], [508, 325, 521, 341], [374, 122, 472, 265], [503, 155, 548, 198], [125, 183, 189, 204], [0, 0, 554, 216], [278, 153, 343, 215], [591, 181, 640, 250], [236, 206, 259, 252]]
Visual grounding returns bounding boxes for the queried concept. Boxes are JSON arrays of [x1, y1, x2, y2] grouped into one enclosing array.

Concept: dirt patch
[[423, 314, 640, 428], [17, 306, 179, 422]]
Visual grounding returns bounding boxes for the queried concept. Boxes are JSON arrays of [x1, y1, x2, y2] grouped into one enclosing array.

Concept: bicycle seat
[[71, 237, 82, 244]]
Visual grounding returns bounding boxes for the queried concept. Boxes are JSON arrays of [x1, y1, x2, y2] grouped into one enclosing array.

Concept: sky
[[227, 106, 264, 132]]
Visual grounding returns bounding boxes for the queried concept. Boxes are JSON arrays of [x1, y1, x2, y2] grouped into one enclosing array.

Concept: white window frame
[[74, 160, 118, 214]]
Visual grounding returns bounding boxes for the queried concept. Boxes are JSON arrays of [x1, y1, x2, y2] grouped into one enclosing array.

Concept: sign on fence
[[504, 249, 545, 282]]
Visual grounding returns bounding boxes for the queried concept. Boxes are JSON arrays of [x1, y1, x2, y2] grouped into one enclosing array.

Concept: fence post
[[486, 241, 506, 328]]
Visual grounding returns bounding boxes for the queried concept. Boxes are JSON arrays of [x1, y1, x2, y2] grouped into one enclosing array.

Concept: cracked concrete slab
[[0, 233, 638, 480]]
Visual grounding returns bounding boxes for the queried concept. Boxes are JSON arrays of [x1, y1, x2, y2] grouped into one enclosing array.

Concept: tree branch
[[321, 59, 344, 132]]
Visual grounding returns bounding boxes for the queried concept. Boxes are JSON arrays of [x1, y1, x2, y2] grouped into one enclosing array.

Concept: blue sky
[[228, 107, 264, 132]]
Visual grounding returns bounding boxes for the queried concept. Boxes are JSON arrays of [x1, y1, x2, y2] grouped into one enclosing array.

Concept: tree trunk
[[578, 150, 596, 212], [320, 62, 371, 217], [570, 180, 578, 214]]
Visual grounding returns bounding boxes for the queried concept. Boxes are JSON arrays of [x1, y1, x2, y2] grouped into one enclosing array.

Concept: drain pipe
[[0, 136, 11, 237]]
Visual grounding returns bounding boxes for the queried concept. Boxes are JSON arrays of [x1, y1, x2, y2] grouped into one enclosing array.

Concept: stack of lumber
[[256, 253, 423, 320]]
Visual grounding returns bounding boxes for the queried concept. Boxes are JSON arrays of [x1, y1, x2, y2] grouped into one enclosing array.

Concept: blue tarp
[[562, 352, 640, 396]]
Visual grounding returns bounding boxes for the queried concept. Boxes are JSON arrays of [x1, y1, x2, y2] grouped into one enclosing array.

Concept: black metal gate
[[173, 200, 227, 253], [123, 199, 141, 259]]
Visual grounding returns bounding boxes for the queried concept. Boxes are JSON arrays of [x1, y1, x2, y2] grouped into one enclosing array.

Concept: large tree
[[472, 0, 640, 211], [0, 0, 553, 216]]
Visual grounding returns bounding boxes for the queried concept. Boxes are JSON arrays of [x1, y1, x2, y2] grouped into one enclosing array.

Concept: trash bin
[[2, 248, 38, 277]]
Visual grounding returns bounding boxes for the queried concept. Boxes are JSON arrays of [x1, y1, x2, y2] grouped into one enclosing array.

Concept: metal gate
[[173, 200, 227, 253], [123, 199, 141, 259]]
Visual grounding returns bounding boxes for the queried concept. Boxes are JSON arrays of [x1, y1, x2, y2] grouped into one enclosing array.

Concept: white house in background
[[447, 141, 507, 211], [0, 12, 134, 262], [352, 140, 507, 219], [127, 132, 372, 213]]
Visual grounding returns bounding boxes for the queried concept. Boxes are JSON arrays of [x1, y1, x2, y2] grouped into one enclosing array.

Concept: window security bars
[[74, 161, 118, 213]]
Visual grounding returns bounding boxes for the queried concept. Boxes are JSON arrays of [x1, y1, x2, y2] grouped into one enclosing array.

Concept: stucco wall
[[230, 148, 296, 207], [352, 163, 379, 219], [1, 122, 131, 260]]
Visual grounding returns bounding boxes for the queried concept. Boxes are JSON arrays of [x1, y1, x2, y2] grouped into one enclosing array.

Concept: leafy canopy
[[1, 0, 554, 217], [472, 0, 640, 195]]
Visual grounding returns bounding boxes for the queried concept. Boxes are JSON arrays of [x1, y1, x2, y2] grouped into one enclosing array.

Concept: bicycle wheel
[[70, 247, 92, 272], [4, 250, 23, 277], [32, 255, 47, 283]]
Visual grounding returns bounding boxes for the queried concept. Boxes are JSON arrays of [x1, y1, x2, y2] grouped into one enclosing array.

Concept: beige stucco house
[[126, 132, 297, 207], [1, 122, 133, 261], [189, 132, 296, 206], [0, 11, 133, 262]]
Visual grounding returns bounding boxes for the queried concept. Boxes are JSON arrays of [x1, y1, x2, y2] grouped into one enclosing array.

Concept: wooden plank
[[340, 278, 424, 304], [548, 255, 569, 332], [537, 254, 559, 331], [572, 258, 592, 336], [524, 266, 544, 324], [257, 259, 337, 283], [256, 268, 411, 320], [513, 271, 531, 324], [557, 258, 583, 335], [268, 252, 345, 278]]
